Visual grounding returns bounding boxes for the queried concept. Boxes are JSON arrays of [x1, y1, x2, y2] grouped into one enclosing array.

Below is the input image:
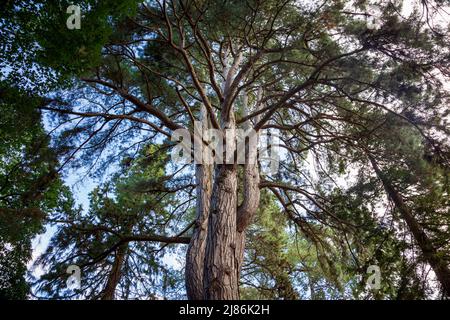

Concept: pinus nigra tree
[[0, 84, 72, 299], [1, 0, 449, 299]]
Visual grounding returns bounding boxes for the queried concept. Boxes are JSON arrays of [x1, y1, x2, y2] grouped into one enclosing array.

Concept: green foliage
[[34, 144, 189, 299], [241, 191, 299, 299], [1, 0, 141, 91], [0, 83, 70, 299]]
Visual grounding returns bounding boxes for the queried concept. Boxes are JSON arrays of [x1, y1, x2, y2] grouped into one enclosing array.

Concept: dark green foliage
[[0, 83, 69, 299]]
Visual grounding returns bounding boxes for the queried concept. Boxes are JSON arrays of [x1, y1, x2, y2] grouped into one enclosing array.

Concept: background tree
[[33, 144, 192, 299]]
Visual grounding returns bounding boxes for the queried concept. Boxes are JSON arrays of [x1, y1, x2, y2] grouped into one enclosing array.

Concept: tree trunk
[[235, 139, 260, 281], [235, 89, 262, 279], [101, 243, 127, 300], [203, 111, 240, 299], [196, 55, 261, 300], [185, 106, 213, 300], [202, 116, 261, 299], [185, 162, 212, 299], [369, 154, 450, 296], [203, 163, 239, 299]]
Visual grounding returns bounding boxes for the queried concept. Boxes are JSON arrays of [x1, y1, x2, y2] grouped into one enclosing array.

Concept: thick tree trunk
[[185, 105, 213, 300], [236, 142, 260, 278], [185, 162, 212, 299], [195, 55, 261, 300], [203, 110, 240, 299], [369, 155, 450, 296], [202, 116, 261, 299], [235, 90, 262, 278], [101, 243, 127, 300], [203, 162, 239, 299]]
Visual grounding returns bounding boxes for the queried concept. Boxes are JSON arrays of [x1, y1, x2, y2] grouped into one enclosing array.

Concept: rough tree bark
[[203, 109, 240, 300], [236, 90, 261, 277], [369, 154, 450, 296], [101, 243, 127, 300], [201, 98, 262, 299], [185, 106, 213, 300], [186, 51, 262, 300]]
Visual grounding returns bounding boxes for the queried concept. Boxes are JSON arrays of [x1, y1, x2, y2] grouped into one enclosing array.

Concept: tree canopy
[[0, 0, 449, 300]]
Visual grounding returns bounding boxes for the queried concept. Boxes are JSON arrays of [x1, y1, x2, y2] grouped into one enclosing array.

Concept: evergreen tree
[[0, 0, 449, 299]]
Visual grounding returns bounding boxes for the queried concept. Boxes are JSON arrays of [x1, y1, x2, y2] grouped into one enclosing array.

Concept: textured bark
[[369, 155, 450, 296], [236, 164, 260, 232], [195, 55, 263, 300], [201, 83, 264, 299], [101, 243, 127, 300], [185, 162, 212, 299], [235, 164, 260, 289], [236, 137, 260, 232], [185, 105, 213, 300], [203, 163, 239, 299], [203, 109, 240, 300], [236, 135, 260, 277], [235, 90, 262, 278]]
